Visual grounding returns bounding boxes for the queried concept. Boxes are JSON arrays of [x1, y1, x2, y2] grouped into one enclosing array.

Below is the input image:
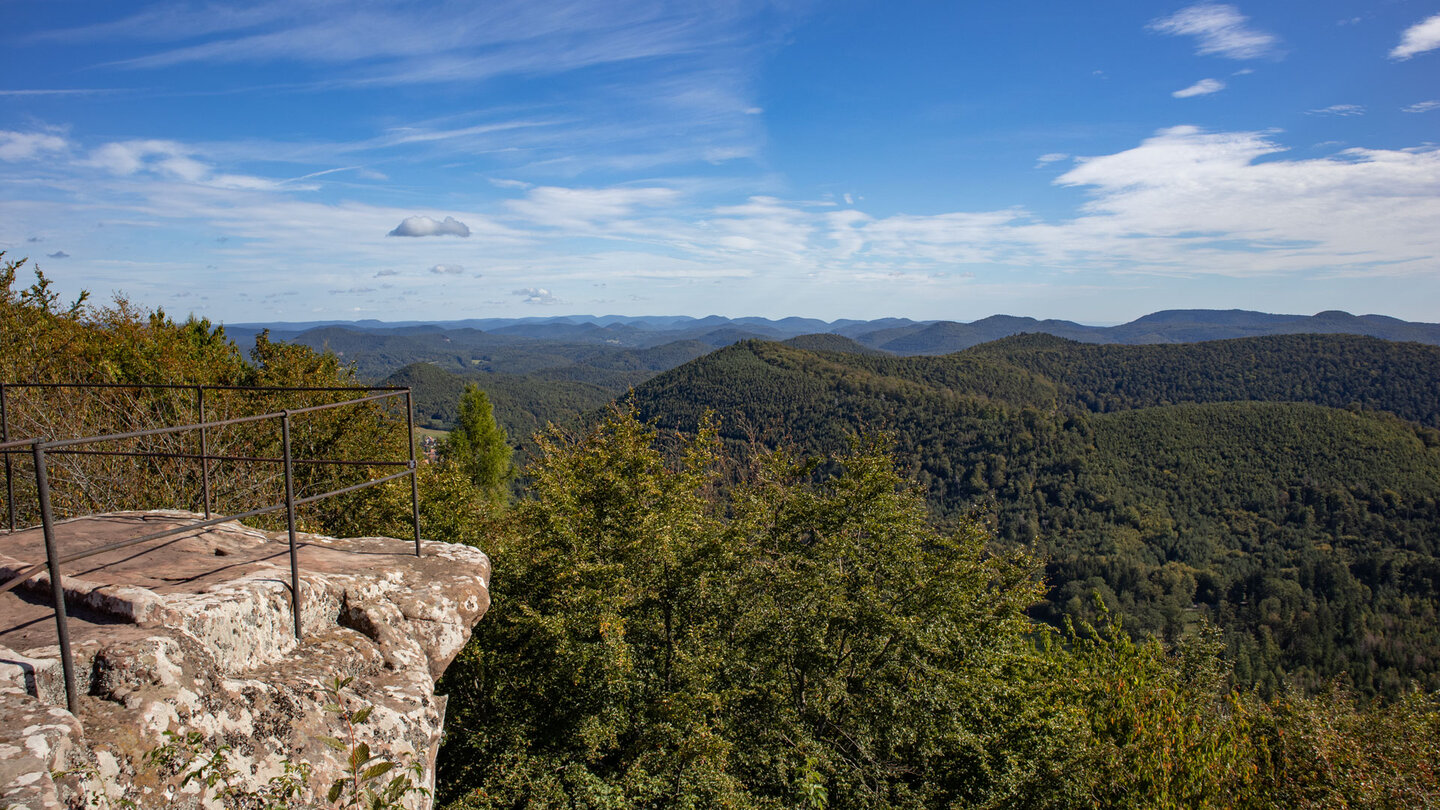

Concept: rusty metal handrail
[[0, 382, 425, 715]]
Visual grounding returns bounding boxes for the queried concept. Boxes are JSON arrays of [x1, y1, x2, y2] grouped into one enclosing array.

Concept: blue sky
[[2, 0, 1438, 324]]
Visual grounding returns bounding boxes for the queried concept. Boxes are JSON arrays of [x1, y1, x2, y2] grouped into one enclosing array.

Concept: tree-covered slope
[[1046, 403, 1440, 696], [625, 335, 1440, 697], [383, 362, 614, 440], [972, 332, 1440, 427]]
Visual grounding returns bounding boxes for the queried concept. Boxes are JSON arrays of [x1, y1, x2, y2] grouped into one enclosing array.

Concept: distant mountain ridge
[[226, 309, 1440, 363]]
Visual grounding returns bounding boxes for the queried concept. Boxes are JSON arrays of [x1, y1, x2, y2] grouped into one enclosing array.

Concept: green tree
[[436, 409, 1090, 808], [441, 384, 514, 504]]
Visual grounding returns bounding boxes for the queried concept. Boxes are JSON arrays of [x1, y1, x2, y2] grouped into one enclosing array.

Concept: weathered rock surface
[[0, 512, 491, 810]]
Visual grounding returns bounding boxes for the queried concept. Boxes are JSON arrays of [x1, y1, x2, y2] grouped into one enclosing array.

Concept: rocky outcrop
[[0, 512, 491, 810]]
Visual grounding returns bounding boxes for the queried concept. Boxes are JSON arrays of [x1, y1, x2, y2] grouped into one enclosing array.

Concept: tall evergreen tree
[[441, 384, 513, 503]]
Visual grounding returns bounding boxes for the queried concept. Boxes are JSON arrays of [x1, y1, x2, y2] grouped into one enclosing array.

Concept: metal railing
[[0, 382, 424, 715]]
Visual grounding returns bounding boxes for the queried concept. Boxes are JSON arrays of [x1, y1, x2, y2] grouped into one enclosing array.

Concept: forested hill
[[973, 332, 1440, 426], [626, 334, 1440, 698]]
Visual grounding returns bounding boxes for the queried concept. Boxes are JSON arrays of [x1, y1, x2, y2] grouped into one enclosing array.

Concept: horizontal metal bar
[[0, 382, 407, 392], [35, 447, 409, 467], [41, 410, 282, 449], [294, 467, 414, 506], [0, 500, 293, 596], [0, 462, 415, 596], [280, 390, 407, 416], [37, 390, 405, 450]]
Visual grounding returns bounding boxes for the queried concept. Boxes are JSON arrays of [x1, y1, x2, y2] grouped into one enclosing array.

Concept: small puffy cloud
[[0, 131, 68, 161], [430, 264, 465, 275], [374, 269, 399, 277], [1174, 78, 1226, 98], [1036, 153, 1071, 165], [1403, 100, 1440, 113], [1309, 104, 1365, 116], [46, 250, 70, 259], [513, 287, 561, 305], [387, 215, 471, 237], [1149, 4, 1280, 60], [1391, 13, 1440, 60]]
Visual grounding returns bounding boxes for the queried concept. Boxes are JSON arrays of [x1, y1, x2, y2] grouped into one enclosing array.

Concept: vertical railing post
[[281, 412, 302, 640], [405, 390, 421, 557], [33, 440, 78, 715], [197, 386, 211, 518], [2, 382, 14, 532]]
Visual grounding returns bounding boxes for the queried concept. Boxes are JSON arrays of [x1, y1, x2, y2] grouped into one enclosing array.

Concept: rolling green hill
[[626, 334, 1440, 697]]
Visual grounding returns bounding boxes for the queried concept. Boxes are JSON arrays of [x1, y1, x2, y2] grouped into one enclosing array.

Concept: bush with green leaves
[[439, 408, 1086, 808]]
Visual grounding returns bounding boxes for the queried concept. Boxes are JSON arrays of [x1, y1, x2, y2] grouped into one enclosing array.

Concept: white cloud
[[1173, 78, 1226, 98], [1036, 153, 1071, 166], [388, 215, 471, 237], [374, 269, 399, 277], [1149, 4, 1280, 59], [513, 287, 561, 305], [0, 131, 69, 161], [1403, 100, 1440, 113], [83, 139, 284, 189], [1308, 104, 1365, 116], [430, 264, 465, 275], [506, 186, 679, 230], [1390, 13, 1440, 59], [817, 126, 1440, 280]]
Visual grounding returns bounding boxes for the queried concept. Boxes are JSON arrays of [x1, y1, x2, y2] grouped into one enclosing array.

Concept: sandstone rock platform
[[0, 511, 491, 810]]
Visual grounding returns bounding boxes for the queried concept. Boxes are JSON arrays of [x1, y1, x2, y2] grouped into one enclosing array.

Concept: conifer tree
[[441, 384, 513, 504]]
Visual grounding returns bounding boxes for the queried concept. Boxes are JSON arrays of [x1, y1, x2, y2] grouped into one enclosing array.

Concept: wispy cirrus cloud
[[1308, 104, 1365, 117], [40, 0, 784, 86], [0, 88, 121, 97], [0, 131, 69, 161], [1390, 12, 1440, 60], [1149, 4, 1281, 60], [506, 186, 681, 230], [82, 139, 290, 190], [1173, 78, 1225, 98], [22, 2, 788, 181], [1403, 100, 1440, 113]]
